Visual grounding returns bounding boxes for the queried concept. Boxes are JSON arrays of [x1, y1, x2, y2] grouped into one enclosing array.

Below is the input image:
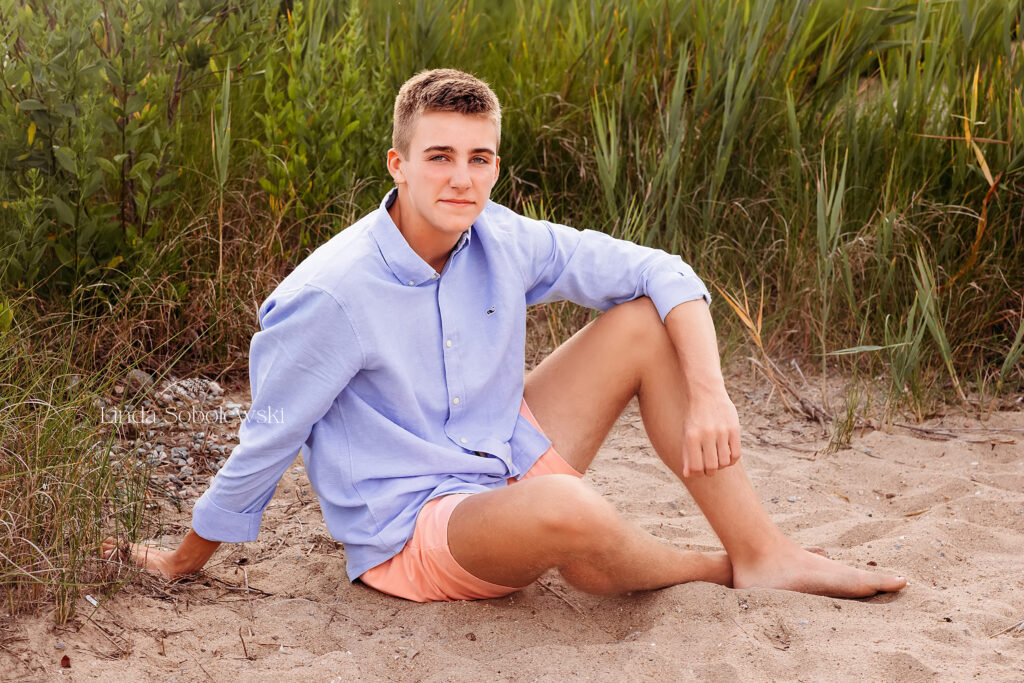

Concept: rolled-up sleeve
[[520, 219, 711, 321], [191, 285, 364, 542]]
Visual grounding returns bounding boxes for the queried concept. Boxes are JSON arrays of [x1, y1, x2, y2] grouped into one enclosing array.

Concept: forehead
[[408, 110, 499, 151]]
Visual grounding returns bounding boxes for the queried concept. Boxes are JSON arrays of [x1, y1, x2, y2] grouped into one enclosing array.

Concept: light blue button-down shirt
[[191, 189, 711, 581]]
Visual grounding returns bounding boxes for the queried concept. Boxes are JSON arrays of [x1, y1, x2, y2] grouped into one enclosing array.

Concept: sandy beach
[[3, 375, 1023, 681]]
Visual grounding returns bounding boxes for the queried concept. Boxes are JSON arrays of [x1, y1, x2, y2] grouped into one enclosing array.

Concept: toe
[[878, 574, 907, 592]]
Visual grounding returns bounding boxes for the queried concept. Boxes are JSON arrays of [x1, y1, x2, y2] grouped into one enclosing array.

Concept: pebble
[[128, 369, 155, 392], [55, 640, 66, 650], [786, 496, 798, 503], [106, 380, 252, 500]]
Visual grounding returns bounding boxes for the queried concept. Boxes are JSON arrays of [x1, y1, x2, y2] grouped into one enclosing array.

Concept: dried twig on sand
[[988, 619, 1024, 638], [538, 581, 586, 618]]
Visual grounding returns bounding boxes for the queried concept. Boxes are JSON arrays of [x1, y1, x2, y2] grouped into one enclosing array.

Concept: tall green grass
[[1, 0, 1023, 617], [0, 296, 149, 623]]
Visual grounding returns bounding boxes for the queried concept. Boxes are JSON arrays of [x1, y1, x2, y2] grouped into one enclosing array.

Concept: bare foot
[[732, 543, 906, 598], [100, 537, 180, 580]]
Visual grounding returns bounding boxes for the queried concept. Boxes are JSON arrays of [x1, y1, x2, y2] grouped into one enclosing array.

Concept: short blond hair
[[392, 69, 502, 156]]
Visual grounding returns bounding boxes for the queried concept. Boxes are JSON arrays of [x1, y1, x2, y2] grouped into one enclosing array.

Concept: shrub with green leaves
[[0, 0, 274, 294], [256, 0, 386, 242]]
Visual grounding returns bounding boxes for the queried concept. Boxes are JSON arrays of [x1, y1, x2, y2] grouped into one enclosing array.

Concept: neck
[[387, 189, 461, 274]]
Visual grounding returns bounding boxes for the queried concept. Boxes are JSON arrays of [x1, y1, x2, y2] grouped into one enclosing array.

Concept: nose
[[450, 161, 471, 189]]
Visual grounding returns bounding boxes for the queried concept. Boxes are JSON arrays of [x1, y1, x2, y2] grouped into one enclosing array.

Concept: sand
[[2, 377, 1023, 681]]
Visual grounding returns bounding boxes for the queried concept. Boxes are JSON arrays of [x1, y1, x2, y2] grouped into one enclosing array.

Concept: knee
[[528, 476, 621, 556], [606, 297, 671, 356], [609, 297, 661, 328]]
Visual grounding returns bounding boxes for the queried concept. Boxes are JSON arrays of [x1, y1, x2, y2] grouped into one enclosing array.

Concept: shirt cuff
[[645, 268, 712, 321], [191, 489, 264, 543]]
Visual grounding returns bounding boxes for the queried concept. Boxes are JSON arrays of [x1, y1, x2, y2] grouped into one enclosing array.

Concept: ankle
[[727, 534, 800, 567]]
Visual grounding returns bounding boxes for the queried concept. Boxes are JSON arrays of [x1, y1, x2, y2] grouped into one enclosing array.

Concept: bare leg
[[448, 475, 731, 594], [520, 297, 905, 597]]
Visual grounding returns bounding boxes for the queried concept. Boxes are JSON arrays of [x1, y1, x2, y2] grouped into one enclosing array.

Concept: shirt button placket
[[439, 281, 465, 448]]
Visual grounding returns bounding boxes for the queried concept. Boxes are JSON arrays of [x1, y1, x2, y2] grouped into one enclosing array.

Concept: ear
[[386, 148, 406, 184], [493, 155, 500, 184]]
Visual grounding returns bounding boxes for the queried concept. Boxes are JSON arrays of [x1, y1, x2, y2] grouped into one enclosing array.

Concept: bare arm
[[663, 299, 742, 477], [102, 529, 221, 579]]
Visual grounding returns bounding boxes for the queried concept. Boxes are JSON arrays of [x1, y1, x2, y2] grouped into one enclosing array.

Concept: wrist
[[679, 367, 727, 396], [171, 529, 221, 574]]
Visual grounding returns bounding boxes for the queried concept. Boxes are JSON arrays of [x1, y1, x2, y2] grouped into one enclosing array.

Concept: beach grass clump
[[0, 296, 149, 623]]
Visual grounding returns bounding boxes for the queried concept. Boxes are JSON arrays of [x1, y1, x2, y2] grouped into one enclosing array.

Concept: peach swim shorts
[[359, 399, 583, 602]]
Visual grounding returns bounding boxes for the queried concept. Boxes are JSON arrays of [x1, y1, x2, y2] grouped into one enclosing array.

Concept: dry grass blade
[[714, 282, 831, 425], [943, 172, 1003, 293], [988, 619, 1024, 638]]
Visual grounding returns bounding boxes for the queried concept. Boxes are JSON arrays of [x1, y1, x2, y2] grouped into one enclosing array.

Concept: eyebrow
[[422, 145, 496, 156]]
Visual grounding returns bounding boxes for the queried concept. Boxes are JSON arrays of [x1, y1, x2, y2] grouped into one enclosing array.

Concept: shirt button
[[452, 397, 461, 405], [445, 339, 453, 348], [431, 273, 439, 279], [407, 280, 415, 286], [460, 437, 468, 444]]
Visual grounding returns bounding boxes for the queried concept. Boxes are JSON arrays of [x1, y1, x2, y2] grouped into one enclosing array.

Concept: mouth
[[439, 199, 475, 207]]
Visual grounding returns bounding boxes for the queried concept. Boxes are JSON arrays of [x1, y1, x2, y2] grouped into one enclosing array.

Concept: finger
[[717, 433, 731, 469], [683, 432, 702, 478], [728, 427, 742, 465], [702, 437, 719, 476]]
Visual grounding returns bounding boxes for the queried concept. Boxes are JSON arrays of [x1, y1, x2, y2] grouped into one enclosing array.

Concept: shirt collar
[[370, 188, 473, 286]]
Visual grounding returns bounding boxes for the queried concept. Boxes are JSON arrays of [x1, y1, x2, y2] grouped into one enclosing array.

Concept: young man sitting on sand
[[105, 69, 906, 602]]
